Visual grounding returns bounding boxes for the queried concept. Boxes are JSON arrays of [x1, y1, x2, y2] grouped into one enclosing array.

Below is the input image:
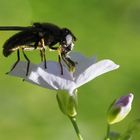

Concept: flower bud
[[107, 93, 134, 125], [56, 90, 78, 117]]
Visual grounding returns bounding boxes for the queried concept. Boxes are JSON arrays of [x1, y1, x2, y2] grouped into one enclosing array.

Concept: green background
[[0, 0, 140, 139]]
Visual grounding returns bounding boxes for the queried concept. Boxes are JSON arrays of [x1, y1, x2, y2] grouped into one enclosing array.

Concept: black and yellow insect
[[1, 22, 76, 75]]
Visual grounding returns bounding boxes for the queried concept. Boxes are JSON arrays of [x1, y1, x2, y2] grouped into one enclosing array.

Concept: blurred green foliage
[[0, 0, 140, 139]]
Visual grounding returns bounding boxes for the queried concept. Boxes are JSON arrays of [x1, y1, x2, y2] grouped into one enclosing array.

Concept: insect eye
[[62, 28, 69, 35], [65, 29, 69, 33]]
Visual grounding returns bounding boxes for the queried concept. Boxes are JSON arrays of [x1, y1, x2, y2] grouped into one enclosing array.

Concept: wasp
[[0, 23, 76, 75]]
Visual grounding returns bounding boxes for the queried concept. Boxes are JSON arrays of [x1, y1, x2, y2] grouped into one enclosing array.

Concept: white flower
[[9, 52, 119, 95], [107, 93, 134, 124]]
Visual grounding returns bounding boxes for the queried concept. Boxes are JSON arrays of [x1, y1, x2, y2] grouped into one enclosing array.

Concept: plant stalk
[[105, 124, 110, 140], [69, 117, 83, 140]]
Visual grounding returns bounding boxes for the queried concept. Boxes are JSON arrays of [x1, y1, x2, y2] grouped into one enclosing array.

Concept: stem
[[69, 117, 83, 140], [105, 124, 110, 140]]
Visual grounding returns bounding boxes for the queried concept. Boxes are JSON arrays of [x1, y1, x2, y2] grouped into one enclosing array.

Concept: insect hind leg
[[6, 49, 20, 74], [22, 49, 30, 76]]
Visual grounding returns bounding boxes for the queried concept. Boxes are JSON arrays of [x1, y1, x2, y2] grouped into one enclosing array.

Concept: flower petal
[[8, 61, 55, 90], [9, 61, 76, 92], [69, 52, 96, 78], [75, 59, 119, 88]]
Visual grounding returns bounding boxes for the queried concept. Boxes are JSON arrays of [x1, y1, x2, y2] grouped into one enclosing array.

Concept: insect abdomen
[[3, 30, 37, 57], [3, 40, 17, 57]]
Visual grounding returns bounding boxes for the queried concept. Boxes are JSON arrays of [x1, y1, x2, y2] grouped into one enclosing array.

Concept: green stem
[[105, 124, 110, 140], [69, 117, 83, 140]]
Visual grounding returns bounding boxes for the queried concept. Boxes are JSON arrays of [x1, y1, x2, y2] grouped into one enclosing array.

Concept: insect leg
[[61, 55, 70, 68], [46, 45, 64, 74], [56, 47, 64, 75], [22, 49, 30, 76], [40, 50, 44, 61], [58, 54, 63, 75], [65, 57, 76, 67], [6, 49, 20, 74], [43, 48, 47, 68], [61, 54, 76, 72], [40, 38, 47, 69]]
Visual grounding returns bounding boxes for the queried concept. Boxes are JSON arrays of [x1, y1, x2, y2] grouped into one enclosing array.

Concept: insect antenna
[[0, 26, 31, 31]]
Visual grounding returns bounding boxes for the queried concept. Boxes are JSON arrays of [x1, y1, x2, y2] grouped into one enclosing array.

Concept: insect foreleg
[[61, 54, 76, 72], [58, 54, 63, 75]]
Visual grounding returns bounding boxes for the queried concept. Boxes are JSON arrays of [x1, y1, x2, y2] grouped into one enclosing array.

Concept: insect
[[0, 22, 76, 76]]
